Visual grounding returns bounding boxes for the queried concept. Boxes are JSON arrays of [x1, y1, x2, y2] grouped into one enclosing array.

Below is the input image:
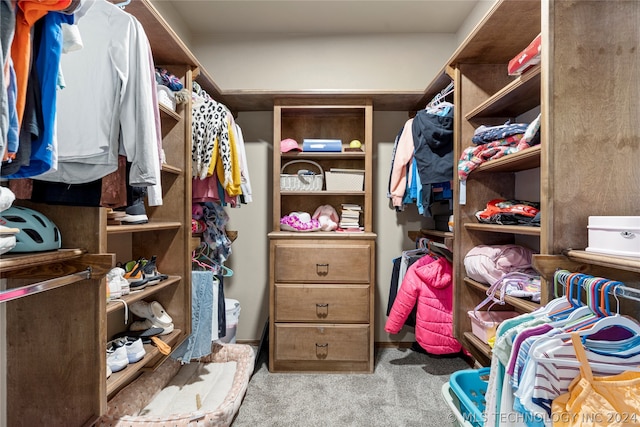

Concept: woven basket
[[280, 160, 324, 191]]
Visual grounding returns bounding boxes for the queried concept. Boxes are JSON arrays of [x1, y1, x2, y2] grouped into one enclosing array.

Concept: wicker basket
[[280, 160, 324, 191]]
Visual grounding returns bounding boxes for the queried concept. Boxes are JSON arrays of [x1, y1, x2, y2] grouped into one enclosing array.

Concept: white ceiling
[[166, 0, 480, 35]]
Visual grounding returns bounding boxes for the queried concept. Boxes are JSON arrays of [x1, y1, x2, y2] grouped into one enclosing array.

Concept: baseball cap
[[280, 138, 301, 153]]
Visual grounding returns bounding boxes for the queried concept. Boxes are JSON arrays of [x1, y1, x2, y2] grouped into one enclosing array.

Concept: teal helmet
[[0, 206, 61, 253]]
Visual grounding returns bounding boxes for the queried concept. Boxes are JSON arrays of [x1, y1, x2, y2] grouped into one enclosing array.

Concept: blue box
[[302, 138, 342, 152]]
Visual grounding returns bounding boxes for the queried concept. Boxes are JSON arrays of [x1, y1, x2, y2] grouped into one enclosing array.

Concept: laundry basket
[[448, 367, 491, 427], [280, 160, 324, 191]]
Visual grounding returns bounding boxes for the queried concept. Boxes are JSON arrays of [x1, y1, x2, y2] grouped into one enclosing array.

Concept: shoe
[[107, 365, 112, 379], [140, 256, 168, 286], [130, 300, 173, 326], [107, 344, 128, 373], [106, 267, 129, 299], [120, 258, 149, 289], [120, 201, 148, 225], [129, 318, 174, 336], [113, 337, 146, 364]]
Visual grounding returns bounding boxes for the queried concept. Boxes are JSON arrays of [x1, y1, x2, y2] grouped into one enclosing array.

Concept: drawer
[[274, 324, 370, 362], [273, 242, 371, 283], [275, 284, 369, 322]]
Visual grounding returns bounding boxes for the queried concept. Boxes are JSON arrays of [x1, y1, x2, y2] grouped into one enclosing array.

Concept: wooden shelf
[[463, 331, 492, 359], [464, 223, 541, 236], [107, 221, 182, 234], [447, 0, 540, 66], [563, 250, 640, 274], [106, 276, 181, 315], [471, 145, 541, 175], [161, 164, 183, 175], [268, 231, 377, 240], [466, 65, 541, 121], [464, 277, 540, 313], [158, 103, 181, 121], [0, 249, 86, 273], [280, 190, 365, 196], [281, 152, 366, 160]]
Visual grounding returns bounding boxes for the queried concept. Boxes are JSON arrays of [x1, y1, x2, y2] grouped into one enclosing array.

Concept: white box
[[325, 169, 365, 191], [586, 216, 640, 258]]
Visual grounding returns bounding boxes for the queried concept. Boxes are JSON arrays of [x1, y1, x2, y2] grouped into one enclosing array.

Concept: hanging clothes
[[33, 0, 161, 190], [385, 255, 462, 355]]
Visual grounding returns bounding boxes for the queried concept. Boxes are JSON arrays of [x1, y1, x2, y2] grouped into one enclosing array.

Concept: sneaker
[[107, 344, 128, 373], [113, 337, 146, 364], [107, 365, 112, 379], [106, 268, 123, 300], [140, 256, 168, 285], [130, 300, 173, 327], [120, 201, 148, 225], [120, 258, 149, 289]]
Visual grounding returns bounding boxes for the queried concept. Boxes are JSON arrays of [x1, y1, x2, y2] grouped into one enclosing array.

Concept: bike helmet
[[0, 206, 61, 252]]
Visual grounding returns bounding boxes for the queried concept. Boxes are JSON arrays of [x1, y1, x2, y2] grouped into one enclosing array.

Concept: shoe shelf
[[106, 221, 182, 234], [106, 328, 182, 398], [106, 275, 181, 315], [464, 223, 541, 236]]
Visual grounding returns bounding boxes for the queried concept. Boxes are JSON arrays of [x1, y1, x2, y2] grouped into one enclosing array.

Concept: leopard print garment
[[191, 87, 231, 184]]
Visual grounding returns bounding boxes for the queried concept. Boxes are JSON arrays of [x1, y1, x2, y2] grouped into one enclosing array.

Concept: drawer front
[[274, 242, 371, 283], [275, 284, 369, 322], [274, 324, 370, 362]]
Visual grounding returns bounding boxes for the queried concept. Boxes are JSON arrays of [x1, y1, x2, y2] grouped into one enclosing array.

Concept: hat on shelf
[[280, 138, 301, 153]]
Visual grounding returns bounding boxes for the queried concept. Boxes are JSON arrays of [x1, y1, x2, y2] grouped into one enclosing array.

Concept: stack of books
[[338, 203, 363, 231]]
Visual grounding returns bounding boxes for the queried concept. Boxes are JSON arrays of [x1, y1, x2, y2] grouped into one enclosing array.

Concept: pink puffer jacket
[[385, 255, 461, 355]]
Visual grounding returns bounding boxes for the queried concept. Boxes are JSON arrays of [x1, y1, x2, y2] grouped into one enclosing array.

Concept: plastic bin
[[216, 298, 241, 344], [441, 382, 474, 427], [448, 367, 491, 427]]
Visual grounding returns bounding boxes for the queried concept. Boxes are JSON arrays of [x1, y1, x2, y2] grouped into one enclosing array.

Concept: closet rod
[[0, 268, 92, 304], [556, 270, 640, 304]]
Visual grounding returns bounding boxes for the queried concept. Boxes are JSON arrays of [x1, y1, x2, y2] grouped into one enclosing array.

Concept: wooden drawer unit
[[272, 324, 371, 372], [274, 241, 371, 283], [269, 236, 375, 373], [274, 284, 370, 322]]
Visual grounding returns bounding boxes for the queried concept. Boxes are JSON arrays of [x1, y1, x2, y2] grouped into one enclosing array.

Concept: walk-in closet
[[1, 0, 638, 426]]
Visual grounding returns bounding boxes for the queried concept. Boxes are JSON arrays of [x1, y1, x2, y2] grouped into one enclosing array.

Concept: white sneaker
[[106, 268, 125, 300], [113, 337, 146, 363], [107, 344, 128, 372], [107, 365, 112, 379]]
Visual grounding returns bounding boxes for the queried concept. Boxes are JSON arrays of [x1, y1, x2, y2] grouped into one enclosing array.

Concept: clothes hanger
[[193, 243, 234, 277], [115, 0, 131, 8]]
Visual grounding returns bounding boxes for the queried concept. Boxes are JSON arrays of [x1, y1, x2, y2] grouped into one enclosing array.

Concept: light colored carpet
[[231, 347, 472, 427]]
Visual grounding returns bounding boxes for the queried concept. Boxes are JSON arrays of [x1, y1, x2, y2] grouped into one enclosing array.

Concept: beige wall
[[149, 1, 495, 343]]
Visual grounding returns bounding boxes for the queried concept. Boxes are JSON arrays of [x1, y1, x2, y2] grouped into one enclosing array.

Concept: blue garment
[[172, 271, 215, 363], [6, 12, 72, 178]]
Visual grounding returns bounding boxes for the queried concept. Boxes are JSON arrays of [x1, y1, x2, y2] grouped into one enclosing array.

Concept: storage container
[[325, 168, 365, 191], [586, 216, 640, 258], [441, 382, 474, 427], [216, 299, 241, 344], [449, 367, 491, 427], [280, 160, 324, 191], [467, 310, 519, 343]]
